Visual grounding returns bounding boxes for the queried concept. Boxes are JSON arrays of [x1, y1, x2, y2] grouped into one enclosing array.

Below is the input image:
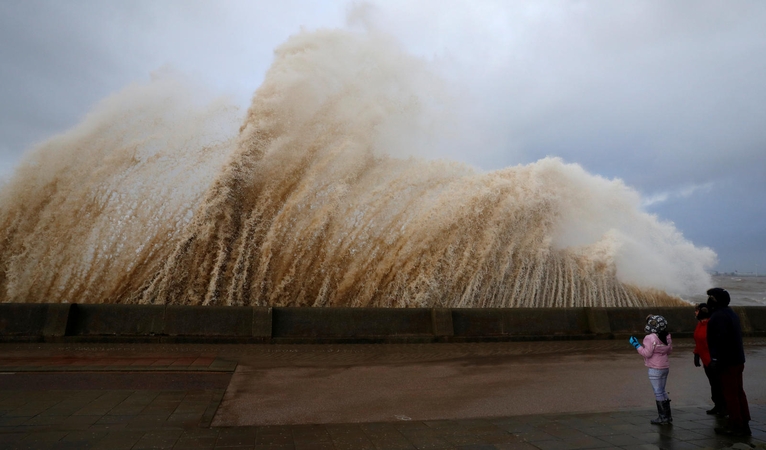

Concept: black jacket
[[707, 306, 746, 366]]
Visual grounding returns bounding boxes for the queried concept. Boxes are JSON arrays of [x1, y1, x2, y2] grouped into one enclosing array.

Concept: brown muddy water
[[0, 29, 718, 308]]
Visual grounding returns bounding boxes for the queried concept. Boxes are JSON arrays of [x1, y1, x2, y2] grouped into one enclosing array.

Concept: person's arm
[[636, 335, 655, 358], [693, 325, 701, 366]]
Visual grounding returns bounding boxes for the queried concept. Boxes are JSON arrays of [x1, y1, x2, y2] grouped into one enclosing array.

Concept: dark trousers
[[703, 364, 726, 409], [720, 364, 750, 426]]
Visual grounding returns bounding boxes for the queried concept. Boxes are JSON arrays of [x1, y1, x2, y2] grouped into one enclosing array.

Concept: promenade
[[0, 339, 764, 449]]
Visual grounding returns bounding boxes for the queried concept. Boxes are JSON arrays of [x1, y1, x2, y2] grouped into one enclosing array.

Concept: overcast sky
[[1, 0, 764, 273]]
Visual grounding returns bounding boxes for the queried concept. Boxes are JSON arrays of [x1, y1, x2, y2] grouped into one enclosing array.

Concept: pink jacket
[[636, 333, 673, 369]]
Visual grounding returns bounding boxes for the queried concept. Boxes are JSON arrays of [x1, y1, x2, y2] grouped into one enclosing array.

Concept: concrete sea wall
[[1, 303, 765, 343]]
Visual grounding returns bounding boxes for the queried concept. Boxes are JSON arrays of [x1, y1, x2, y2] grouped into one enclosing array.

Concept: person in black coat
[[706, 287, 751, 436]]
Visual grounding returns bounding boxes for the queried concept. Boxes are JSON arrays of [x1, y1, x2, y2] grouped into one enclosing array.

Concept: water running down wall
[[0, 30, 716, 307]]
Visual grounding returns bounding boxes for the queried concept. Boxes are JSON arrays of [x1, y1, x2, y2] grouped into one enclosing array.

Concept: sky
[[0, 0, 764, 274]]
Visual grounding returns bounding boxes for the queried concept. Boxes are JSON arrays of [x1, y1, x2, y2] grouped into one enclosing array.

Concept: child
[[693, 303, 726, 415], [629, 314, 673, 425]]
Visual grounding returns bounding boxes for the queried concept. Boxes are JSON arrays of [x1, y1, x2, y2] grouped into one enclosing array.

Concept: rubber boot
[[650, 401, 669, 425], [662, 399, 672, 424]]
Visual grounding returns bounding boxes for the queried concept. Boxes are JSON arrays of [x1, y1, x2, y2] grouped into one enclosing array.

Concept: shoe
[[715, 427, 750, 436], [706, 405, 726, 416], [715, 423, 752, 437]]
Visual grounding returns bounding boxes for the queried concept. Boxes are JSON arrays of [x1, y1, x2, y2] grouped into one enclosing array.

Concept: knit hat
[[645, 315, 668, 334]]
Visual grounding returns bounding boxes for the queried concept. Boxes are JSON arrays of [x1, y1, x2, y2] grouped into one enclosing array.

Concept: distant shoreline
[[711, 272, 762, 277]]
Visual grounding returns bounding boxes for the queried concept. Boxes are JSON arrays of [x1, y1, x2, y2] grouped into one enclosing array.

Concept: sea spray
[[0, 76, 239, 304], [0, 29, 716, 306]]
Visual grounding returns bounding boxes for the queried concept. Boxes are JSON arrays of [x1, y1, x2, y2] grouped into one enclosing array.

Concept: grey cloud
[[0, 0, 346, 175]]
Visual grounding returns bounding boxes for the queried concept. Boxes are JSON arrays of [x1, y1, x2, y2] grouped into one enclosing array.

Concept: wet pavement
[[0, 339, 764, 449]]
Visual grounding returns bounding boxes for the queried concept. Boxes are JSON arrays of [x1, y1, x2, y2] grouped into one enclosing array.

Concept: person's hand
[[629, 336, 641, 349], [708, 359, 719, 371], [694, 353, 701, 367]]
